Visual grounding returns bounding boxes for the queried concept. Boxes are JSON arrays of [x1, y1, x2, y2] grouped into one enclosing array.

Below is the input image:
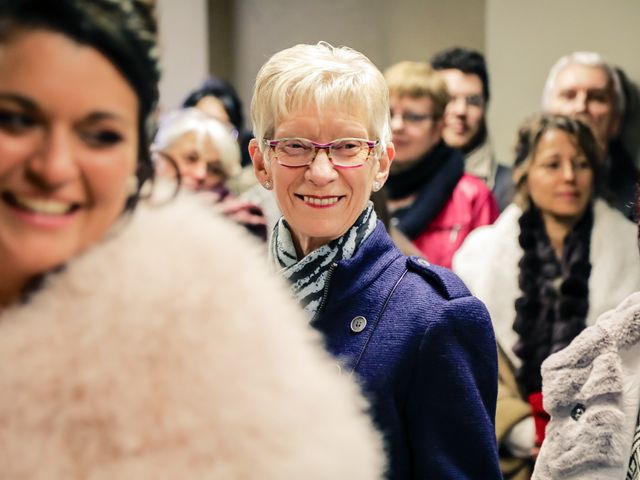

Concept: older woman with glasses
[[249, 41, 501, 479], [153, 108, 267, 240], [383, 61, 499, 268]]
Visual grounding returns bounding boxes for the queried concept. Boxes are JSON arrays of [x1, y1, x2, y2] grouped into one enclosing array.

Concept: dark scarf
[[513, 203, 594, 397], [386, 141, 464, 239], [270, 202, 377, 318]]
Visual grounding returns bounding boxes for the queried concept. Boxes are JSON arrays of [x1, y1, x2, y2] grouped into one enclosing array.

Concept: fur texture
[[453, 198, 640, 478], [0, 193, 385, 479], [513, 203, 593, 396], [533, 292, 640, 479], [453, 199, 640, 370]]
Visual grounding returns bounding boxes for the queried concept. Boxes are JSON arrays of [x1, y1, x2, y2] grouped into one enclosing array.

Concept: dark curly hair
[[430, 47, 490, 103], [183, 76, 245, 135], [0, 0, 161, 210]]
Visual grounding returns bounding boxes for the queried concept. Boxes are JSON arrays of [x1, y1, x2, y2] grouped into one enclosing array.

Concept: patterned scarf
[[627, 411, 640, 479], [270, 202, 377, 319]]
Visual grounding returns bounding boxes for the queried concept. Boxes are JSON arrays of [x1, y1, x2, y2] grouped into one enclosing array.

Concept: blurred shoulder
[[593, 197, 636, 232], [458, 204, 522, 251], [456, 172, 494, 198], [0, 191, 386, 479], [455, 203, 521, 256]]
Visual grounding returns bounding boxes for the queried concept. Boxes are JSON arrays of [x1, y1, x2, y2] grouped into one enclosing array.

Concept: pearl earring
[[372, 181, 382, 192], [263, 180, 273, 190]]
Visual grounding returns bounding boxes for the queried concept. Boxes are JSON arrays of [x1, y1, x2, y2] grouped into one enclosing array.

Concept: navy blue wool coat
[[312, 221, 501, 479]]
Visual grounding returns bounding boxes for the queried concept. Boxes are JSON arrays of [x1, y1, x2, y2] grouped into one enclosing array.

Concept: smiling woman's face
[[0, 29, 138, 305], [251, 107, 392, 256], [527, 128, 593, 226]]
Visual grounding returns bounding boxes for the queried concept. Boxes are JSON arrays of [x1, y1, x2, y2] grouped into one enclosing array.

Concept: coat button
[[350, 316, 367, 333], [570, 403, 586, 421]]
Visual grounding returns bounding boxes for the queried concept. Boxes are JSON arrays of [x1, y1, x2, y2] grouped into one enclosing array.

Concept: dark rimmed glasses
[[263, 137, 379, 168]]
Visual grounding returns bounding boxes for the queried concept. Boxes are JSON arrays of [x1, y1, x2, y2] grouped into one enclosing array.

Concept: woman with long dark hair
[[454, 113, 640, 479]]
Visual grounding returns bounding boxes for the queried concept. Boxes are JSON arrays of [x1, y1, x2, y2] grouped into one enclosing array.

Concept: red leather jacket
[[413, 173, 498, 268]]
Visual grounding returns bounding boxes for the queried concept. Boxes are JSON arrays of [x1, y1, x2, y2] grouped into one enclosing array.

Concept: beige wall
[[218, 0, 485, 129], [202, 0, 639, 166], [156, 0, 209, 111], [486, 0, 640, 166]]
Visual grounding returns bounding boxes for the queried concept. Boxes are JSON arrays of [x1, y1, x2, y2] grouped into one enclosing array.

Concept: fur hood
[[533, 292, 640, 479], [0, 193, 385, 479], [453, 198, 640, 369]]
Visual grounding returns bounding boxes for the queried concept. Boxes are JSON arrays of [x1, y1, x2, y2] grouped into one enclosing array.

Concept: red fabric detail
[[411, 174, 499, 268], [528, 391, 550, 446]]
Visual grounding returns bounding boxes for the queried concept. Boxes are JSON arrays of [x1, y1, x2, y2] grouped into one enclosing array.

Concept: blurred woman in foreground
[[0, 1, 384, 478]]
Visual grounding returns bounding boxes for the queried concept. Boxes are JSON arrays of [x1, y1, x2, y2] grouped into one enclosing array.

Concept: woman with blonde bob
[[249, 41, 501, 479], [383, 61, 498, 268], [453, 113, 640, 479]]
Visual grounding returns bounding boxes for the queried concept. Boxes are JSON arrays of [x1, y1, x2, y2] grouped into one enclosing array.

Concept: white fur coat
[[0, 193, 385, 479], [453, 199, 640, 368], [533, 292, 640, 479]]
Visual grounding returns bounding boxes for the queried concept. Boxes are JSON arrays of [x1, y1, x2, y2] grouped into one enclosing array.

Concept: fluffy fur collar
[[0, 193, 385, 479], [533, 292, 640, 479], [453, 199, 640, 369]]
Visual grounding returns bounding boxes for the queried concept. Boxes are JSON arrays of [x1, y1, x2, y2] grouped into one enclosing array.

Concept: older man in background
[[431, 47, 514, 210], [543, 51, 639, 219]]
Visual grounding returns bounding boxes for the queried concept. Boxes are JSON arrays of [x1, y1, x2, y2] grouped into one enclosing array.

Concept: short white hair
[[542, 51, 625, 115], [250, 41, 390, 155], [153, 108, 241, 178]]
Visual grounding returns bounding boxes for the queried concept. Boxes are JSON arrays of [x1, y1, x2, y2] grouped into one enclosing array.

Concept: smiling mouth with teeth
[[297, 195, 343, 207], [2, 191, 80, 215]]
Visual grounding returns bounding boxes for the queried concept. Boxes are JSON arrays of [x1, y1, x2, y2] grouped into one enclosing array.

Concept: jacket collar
[[327, 221, 402, 303]]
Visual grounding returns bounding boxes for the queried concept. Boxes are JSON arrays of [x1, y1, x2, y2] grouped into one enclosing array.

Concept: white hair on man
[[541, 51, 625, 115]]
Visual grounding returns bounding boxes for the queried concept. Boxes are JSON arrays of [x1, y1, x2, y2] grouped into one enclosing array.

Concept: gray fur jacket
[[533, 292, 640, 479]]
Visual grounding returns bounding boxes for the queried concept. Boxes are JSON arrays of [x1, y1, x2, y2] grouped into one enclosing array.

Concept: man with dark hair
[[431, 47, 513, 210]]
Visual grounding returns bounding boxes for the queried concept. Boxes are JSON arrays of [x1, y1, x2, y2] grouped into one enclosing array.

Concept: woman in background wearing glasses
[[383, 61, 499, 268], [153, 108, 267, 240], [249, 42, 501, 480]]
